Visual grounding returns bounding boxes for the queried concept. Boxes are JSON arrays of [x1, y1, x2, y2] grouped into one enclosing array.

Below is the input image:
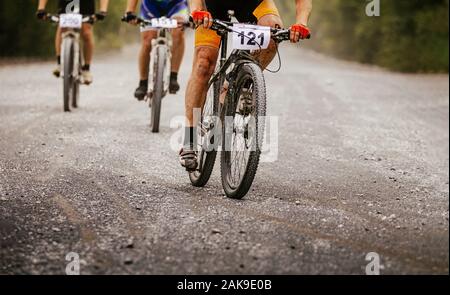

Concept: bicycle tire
[[151, 46, 166, 133], [220, 63, 267, 199], [189, 78, 221, 187], [72, 77, 79, 109], [72, 49, 81, 109], [62, 37, 75, 112]]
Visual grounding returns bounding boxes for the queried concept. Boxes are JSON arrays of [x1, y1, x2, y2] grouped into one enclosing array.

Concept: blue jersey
[[141, 0, 189, 20]]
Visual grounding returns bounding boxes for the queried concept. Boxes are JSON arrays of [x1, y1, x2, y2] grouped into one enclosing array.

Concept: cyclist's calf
[[81, 24, 95, 65], [185, 46, 219, 126]]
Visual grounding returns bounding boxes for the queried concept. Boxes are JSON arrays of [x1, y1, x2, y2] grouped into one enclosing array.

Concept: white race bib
[[232, 24, 271, 50], [150, 18, 178, 29], [59, 13, 83, 29]]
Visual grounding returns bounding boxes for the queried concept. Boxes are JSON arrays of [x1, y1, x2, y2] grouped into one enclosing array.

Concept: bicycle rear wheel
[[189, 77, 221, 187], [220, 63, 267, 199], [62, 37, 75, 112], [151, 46, 166, 133]]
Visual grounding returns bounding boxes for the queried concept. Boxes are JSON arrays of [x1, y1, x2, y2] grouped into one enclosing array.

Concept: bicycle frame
[[208, 22, 257, 116]]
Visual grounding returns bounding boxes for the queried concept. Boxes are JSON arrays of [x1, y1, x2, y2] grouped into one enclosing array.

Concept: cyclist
[[180, 0, 312, 170], [123, 0, 189, 100], [36, 0, 110, 85]]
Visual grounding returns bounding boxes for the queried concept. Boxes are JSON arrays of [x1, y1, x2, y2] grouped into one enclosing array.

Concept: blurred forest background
[[0, 0, 448, 72], [279, 0, 449, 72], [0, 0, 133, 57]]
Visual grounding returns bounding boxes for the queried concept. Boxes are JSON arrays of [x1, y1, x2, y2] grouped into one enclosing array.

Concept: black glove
[[36, 9, 47, 20], [123, 12, 137, 23], [95, 11, 107, 21]]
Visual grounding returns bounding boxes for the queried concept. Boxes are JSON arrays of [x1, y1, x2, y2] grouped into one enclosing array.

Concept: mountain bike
[[188, 13, 308, 199], [122, 17, 190, 133], [46, 13, 98, 112]]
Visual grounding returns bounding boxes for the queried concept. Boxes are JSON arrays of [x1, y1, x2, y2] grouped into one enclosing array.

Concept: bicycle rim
[[220, 63, 266, 199]]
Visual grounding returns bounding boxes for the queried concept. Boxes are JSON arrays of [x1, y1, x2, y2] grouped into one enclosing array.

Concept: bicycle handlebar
[[45, 13, 98, 24], [190, 17, 310, 43], [121, 16, 192, 29]]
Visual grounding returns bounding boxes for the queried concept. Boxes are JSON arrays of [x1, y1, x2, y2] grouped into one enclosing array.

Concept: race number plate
[[59, 13, 83, 29], [232, 24, 271, 50], [151, 18, 178, 29]]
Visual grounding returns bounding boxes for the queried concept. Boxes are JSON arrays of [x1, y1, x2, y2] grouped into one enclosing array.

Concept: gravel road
[[0, 33, 448, 274]]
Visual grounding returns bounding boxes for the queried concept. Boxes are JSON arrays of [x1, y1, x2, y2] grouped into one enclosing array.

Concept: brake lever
[[50, 15, 60, 23], [45, 14, 59, 23], [83, 16, 95, 23]]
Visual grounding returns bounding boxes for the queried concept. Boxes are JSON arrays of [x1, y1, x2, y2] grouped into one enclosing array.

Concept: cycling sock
[[184, 127, 195, 148], [82, 64, 90, 71], [170, 72, 178, 81], [57, 56, 61, 65], [139, 79, 148, 87]]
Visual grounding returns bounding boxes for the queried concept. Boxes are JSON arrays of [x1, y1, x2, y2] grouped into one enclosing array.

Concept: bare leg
[[255, 14, 284, 69], [55, 26, 62, 57], [139, 30, 157, 80], [185, 46, 219, 127], [81, 23, 94, 66], [170, 20, 185, 73]]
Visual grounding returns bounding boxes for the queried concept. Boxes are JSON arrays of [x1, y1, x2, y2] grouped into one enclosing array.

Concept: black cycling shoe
[[134, 85, 147, 101], [179, 146, 198, 171], [169, 78, 180, 94]]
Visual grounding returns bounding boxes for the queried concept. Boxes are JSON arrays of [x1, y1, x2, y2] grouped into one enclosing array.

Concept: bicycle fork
[[147, 40, 172, 103], [60, 33, 81, 81]]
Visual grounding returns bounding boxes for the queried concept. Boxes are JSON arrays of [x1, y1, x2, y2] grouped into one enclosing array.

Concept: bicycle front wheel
[[62, 37, 75, 112], [220, 63, 267, 199], [72, 76, 79, 109], [72, 50, 81, 109], [151, 46, 167, 133]]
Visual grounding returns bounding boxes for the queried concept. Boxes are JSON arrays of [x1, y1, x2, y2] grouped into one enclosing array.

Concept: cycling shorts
[[195, 0, 280, 48], [58, 0, 95, 16], [140, 0, 189, 32]]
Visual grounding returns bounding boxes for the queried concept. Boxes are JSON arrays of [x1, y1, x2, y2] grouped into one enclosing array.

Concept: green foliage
[[94, 0, 138, 51], [2, 0, 448, 72], [0, 0, 135, 58], [0, 0, 57, 57], [278, 0, 449, 72]]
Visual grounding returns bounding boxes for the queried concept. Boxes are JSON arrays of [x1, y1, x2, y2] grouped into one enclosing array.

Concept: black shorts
[[58, 0, 96, 16], [205, 0, 263, 23]]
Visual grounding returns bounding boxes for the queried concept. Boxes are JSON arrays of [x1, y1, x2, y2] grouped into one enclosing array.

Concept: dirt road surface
[[1, 33, 448, 274]]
